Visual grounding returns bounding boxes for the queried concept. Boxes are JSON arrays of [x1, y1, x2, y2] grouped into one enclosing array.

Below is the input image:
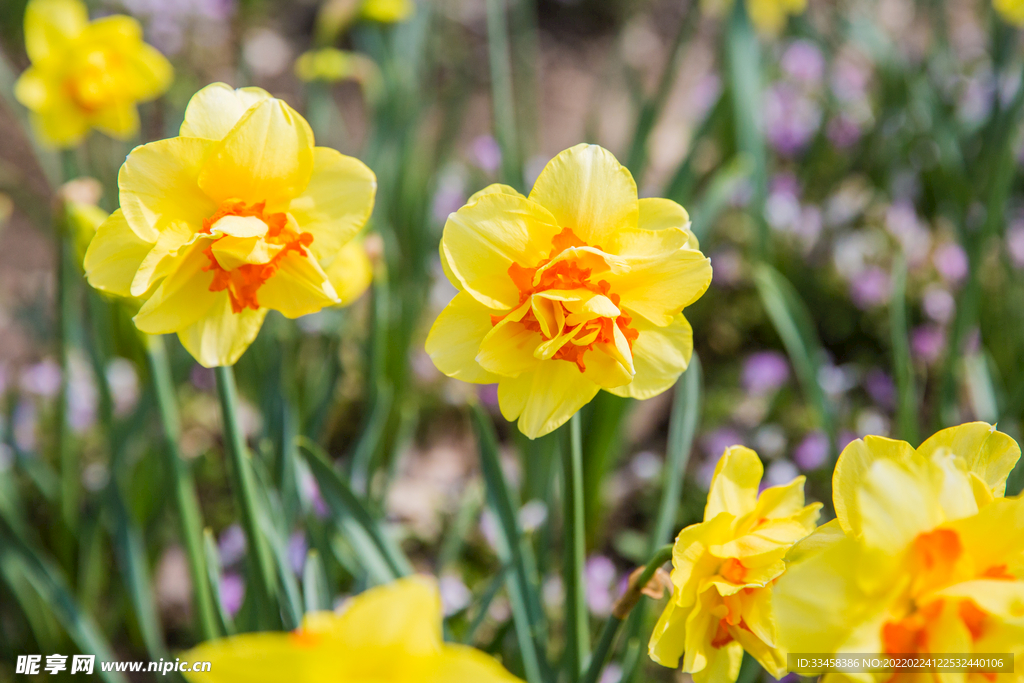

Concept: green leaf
[[203, 529, 236, 637], [302, 549, 332, 613]]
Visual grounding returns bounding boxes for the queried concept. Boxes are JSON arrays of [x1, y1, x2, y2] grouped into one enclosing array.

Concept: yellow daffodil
[[314, 0, 414, 44], [995, 0, 1024, 25], [360, 0, 415, 23], [13, 0, 173, 148], [702, 0, 806, 35], [775, 423, 1024, 679], [425, 144, 712, 438], [182, 576, 523, 683], [294, 48, 381, 98], [648, 446, 821, 683], [83, 82, 376, 367]]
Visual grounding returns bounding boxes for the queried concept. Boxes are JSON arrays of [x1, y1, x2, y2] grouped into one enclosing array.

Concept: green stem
[[214, 364, 280, 629], [563, 412, 589, 682], [889, 256, 919, 445], [485, 0, 523, 190], [580, 544, 674, 683], [56, 150, 78, 534], [145, 335, 219, 641]]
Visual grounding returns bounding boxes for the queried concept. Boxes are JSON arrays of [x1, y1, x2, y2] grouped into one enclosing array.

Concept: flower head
[[84, 83, 376, 367], [775, 423, 1024, 673], [14, 0, 173, 148], [425, 144, 711, 438], [995, 0, 1024, 25], [182, 576, 522, 683], [702, 0, 806, 35], [649, 446, 821, 682]]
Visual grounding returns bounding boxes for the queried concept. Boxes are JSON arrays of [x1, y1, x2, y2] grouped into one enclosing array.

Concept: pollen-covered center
[[493, 227, 638, 373], [880, 528, 1012, 657], [201, 199, 313, 313]]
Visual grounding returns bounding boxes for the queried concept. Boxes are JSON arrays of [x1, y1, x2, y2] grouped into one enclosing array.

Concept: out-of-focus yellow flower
[[294, 48, 380, 93], [360, 0, 415, 23], [182, 576, 523, 683], [59, 177, 108, 265], [425, 144, 711, 438], [775, 423, 1024, 679], [995, 0, 1024, 25], [83, 83, 376, 367], [13, 0, 173, 148], [702, 0, 806, 35], [314, 0, 414, 44], [648, 446, 821, 682]]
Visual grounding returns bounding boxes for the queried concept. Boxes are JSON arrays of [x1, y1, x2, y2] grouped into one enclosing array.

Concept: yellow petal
[[705, 445, 763, 520], [424, 645, 523, 683], [638, 197, 690, 230], [360, 0, 415, 22], [915, 422, 1021, 501], [467, 184, 525, 203], [426, 292, 503, 384], [288, 148, 377, 265], [91, 101, 140, 139], [497, 361, 600, 439], [832, 435, 915, 537], [180, 83, 272, 140], [477, 318, 544, 377], [182, 632, 335, 683], [441, 191, 562, 310], [315, 576, 444, 656], [648, 595, 690, 668], [133, 241, 219, 334], [325, 239, 373, 306], [84, 209, 155, 297], [946, 495, 1024, 575], [528, 144, 638, 252], [257, 251, 340, 318], [24, 0, 87, 64], [124, 42, 174, 101], [131, 225, 199, 297], [856, 458, 949, 553], [78, 14, 142, 49], [13, 67, 53, 110], [177, 297, 267, 368], [198, 98, 315, 211], [119, 136, 217, 243], [610, 227, 712, 327], [29, 102, 91, 148], [750, 475, 808, 521], [607, 313, 692, 399]]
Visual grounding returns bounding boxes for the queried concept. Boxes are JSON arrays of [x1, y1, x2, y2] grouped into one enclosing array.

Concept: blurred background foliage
[[1, 0, 1024, 681]]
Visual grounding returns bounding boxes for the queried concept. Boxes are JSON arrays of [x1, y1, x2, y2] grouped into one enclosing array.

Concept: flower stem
[[145, 335, 219, 641], [213, 364, 281, 629], [56, 150, 78, 533], [579, 544, 674, 683], [563, 412, 589, 682]]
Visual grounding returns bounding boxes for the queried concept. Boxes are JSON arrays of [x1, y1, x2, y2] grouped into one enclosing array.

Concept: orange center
[[200, 199, 314, 313], [493, 228, 638, 373]]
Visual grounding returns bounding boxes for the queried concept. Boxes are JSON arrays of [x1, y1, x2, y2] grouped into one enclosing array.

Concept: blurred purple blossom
[[68, 356, 98, 434], [584, 556, 617, 617], [20, 359, 61, 397], [1007, 220, 1024, 268], [439, 575, 471, 616], [763, 460, 799, 488], [288, 532, 307, 575], [471, 135, 502, 174], [191, 365, 215, 392], [106, 358, 140, 417], [850, 267, 891, 309], [827, 114, 862, 149], [710, 249, 744, 287], [864, 368, 897, 410], [885, 202, 932, 267], [599, 664, 623, 683], [831, 53, 871, 103], [911, 325, 946, 364], [932, 242, 969, 284], [219, 572, 245, 618], [922, 285, 955, 324], [518, 500, 548, 532], [218, 524, 247, 567], [742, 351, 790, 396], [301, 469, 329, 519], [477, 383, 499, 407], [793, 432, 829, 471], [629, 451, 662, 481], [13, 400, 37, 452], [781, 40, 825, 86], [119, 0, 235, 54], [764, 83, 822, 156]]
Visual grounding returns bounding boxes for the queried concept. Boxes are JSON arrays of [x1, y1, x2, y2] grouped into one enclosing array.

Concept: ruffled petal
[[606, 313, 692, 399], [324, 239, 373, 306], [177, 298, 267, 368], [497, 361, 600, 439], [832, 435, 915, 538], [24, 0, 87, 64], [179, 83, 272, 140], [426, 292, 503, 384], [705, 446, 763, 520], [119, 136, 217, 242], [133, 240, 219, 334], [83, 209, 154, 297], [915, 422, 1021, 501], [198, 98, 315, 211], [288, 148, 376, 264], [256, 251, 340, 318], [528, 144, 639, 252]]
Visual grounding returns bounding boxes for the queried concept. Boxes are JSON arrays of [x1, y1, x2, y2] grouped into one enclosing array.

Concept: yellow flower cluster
[[84, 83, 376, 367], [426, 144, 712, 438], [14, 0, 172, 148]]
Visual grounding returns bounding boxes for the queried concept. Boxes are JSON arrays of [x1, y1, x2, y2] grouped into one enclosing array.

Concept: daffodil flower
[[84, 83, 376, 367], [426, 144, 712, 438], [182, 576, 523, 683], [703, 0, 806, 35], [648, 446, 822, 683], [995, 0, 1024, 25], [775, 423, 1024, 675], [13, 0, 173, 148]]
